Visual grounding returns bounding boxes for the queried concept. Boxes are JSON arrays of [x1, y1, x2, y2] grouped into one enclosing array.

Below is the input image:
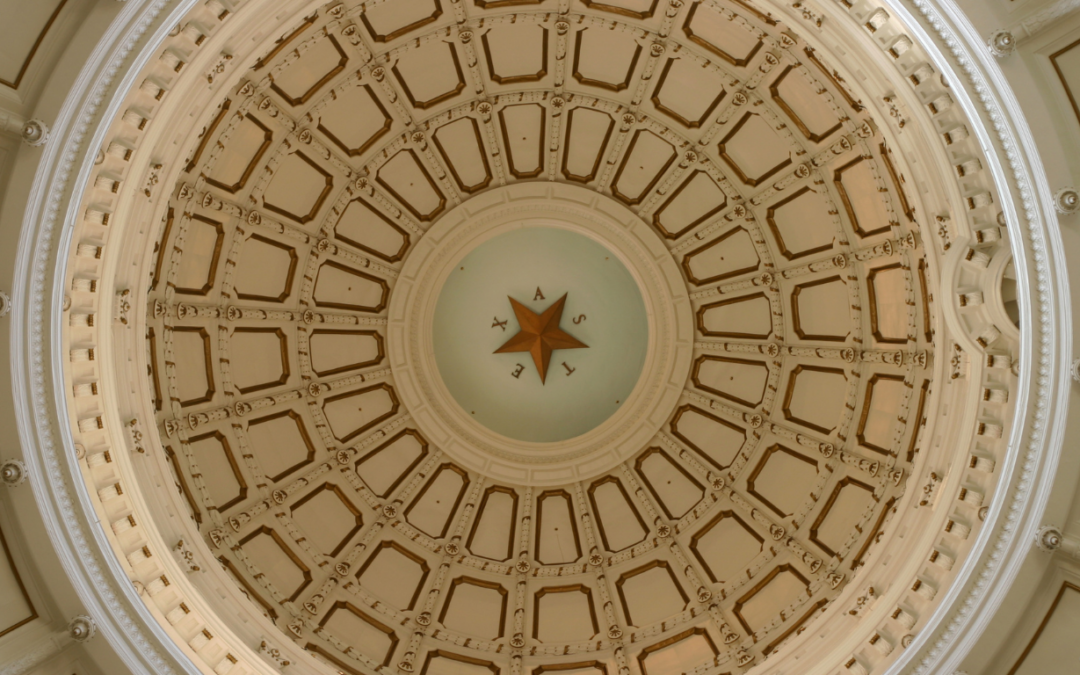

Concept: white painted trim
[[10, 2, 203, 674]]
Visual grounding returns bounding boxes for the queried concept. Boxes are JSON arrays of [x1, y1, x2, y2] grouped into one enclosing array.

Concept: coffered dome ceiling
[[57, 0, 1024, 674]]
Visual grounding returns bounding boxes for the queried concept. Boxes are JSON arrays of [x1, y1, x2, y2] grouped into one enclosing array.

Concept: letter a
[[534, 287, 545, 301]]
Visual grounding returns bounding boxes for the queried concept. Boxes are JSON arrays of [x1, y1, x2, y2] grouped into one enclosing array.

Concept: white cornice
[[10, 1, 203, 674], [877, 0, 1072, 672]]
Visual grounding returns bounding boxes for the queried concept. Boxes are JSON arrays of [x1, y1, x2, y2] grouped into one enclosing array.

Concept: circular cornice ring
[[388, 184, 693, 484], [6, 2, 1070, 675]]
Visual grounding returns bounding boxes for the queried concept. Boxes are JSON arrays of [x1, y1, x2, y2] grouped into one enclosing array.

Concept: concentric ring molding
[[12, 0, 1066, 675], [389, 184, 693, 484]]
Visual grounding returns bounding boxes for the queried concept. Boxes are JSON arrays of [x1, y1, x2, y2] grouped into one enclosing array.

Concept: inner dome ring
[[388, 184, 694, 484]]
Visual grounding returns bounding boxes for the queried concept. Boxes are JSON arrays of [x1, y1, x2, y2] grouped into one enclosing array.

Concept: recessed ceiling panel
[[245, 410, 316, 482], [229, 328, 289, 394], [172, 327, 214, 406], [205, 114, 272, 192], [746, 445, 818, 518], [467, 486, 518, 561], [174, 215, 224, 295], [616, 561, 688, 627], [637, 628, 719, 675], [810, 478, 875, 557], [289, 484, 362, 557], [613, 130, 675, 204], [535, 490, 582, 565], [651, 58, 726, 128], [334, 198, 411, 262], [733, 565, 809, 635], [433, 117, 492, 192], [783, 365, 848, 435], [238, 528, 311, 602], [308, 329, 384, 377], [691, 511, 764, 583], [682, 3, 764, 67], [356, 542, 430, 611], [770, 65, 843, 142], [376, 149, 445, 221], [262, 152, 334, 224], [681, 225, 759, 283], [791, 276, 851, 342], [868, 264, 910, 343], [857, 373, 908, 454], [392, 40, 465, 109], [654, 170, 728, 240], [312, 261, 390, 313], [405, 464, 469, 539], [562, 107, 613, 182], [835, 156, 893, 237], [588, 477, 648, 552], [697, 292, 773, 338], [573, 28, 641, 91], [439, 577, 508, 639], [719, 112, 792, 186], [362, 0, 442, 43], [319, 602, 398, 668], [533, 585, 598, 643], [188, 431, 245, 510], [670, 405, 745, 471], [318, 84, 392, 156], [765, 187, 836, 260], [321, 384, 399, 443], [483, 24, 547, 83], [269, 35, 347, 105], [635, 447, 704, 520], [354, 429, 429, 498], [232, 234, 298, 302], [692, 355, 769, 408], [499, 104, 546, 178]]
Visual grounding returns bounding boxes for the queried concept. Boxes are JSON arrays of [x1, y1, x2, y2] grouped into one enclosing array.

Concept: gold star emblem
[[494, 293, 588, 384]]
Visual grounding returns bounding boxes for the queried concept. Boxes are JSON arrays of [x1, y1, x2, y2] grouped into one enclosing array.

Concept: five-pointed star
[[494, 293, 588, 384]]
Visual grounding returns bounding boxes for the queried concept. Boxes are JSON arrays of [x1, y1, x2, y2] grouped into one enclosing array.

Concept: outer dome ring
[[388, 184, 694, 484], [8, 2, 1067, 675]]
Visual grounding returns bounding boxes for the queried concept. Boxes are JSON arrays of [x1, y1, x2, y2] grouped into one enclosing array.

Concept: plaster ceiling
[[62, 0, 1010, 672]]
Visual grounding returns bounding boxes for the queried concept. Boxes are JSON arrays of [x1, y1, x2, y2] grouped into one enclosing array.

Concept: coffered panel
[[572, 28, 641, 91], [718, 112, 792, 186], [483, 24, 548, 84], [635, 447, 705, 520], [269, 34, 348, 106], [670, 404, 746, 471], [533, 585, 599, 643], [655, 171, 729, 241], [615, 560, 689, 627], [682, 2, 764, 67], [651, 57, 727, 128], [262, 152, 334, 224], [317, 83, 393, 157], [681, 225, 759, 284]]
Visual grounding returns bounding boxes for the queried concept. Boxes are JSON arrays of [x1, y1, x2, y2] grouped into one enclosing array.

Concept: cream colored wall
[[942, 1, 1080, 674], [0, 0, 1079, 674], [0, 2, 142, 674]]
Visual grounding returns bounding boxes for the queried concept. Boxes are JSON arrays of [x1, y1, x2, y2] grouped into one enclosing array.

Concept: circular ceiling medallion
[[433, 226, 649, 442], [389, 184, 693, 484]]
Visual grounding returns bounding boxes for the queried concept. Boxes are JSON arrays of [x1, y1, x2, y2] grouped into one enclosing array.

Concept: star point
[[494, 293, 588, 384]]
